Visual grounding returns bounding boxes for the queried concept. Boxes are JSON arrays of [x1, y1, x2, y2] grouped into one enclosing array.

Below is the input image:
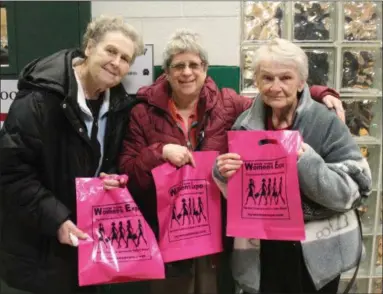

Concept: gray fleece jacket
[[213, 84, 372, 293]]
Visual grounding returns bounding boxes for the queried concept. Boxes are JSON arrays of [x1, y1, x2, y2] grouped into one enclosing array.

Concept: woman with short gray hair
[[120, 29, 343, 293], [0, 15, 143, 294], [213, 38, 372, 293], [162, 29, 209, 71]]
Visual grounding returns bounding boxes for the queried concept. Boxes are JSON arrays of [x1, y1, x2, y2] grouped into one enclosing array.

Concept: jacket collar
[[65, 63, 133, 114]]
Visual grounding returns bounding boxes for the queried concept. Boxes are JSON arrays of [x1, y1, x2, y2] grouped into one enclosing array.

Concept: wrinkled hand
[[216, 153, 243, 179], [57, 220, 88, 247], [162, 144, 195, 167], [297, 142, 309, 158], [323, 95, 345, 123], [100, 172, 127, 190]]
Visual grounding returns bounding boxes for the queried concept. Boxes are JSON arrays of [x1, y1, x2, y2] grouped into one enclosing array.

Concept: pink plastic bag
[[227, 130, 306, 241], [76, 176, 165, 286], [152, 151, 223, 262]]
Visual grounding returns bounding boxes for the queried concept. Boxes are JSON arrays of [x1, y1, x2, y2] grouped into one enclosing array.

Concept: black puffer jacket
[[0, 49, 135, 293]]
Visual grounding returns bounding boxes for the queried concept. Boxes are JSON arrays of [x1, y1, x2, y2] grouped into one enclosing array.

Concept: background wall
[[91, 1, 242, 91], [92, 1, 241, 66]]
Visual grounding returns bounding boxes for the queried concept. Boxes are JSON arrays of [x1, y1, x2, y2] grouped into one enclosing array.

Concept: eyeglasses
[[169, 61, 205, 72]]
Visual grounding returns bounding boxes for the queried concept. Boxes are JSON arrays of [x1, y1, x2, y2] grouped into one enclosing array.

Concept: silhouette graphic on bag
[[170, 196, 208, 228], [244, 176, 285, 206], [109, 222, 119, 246], [98, 223, 108, 245], [246, 178, 256, 205], [136, 219, 148, 247]]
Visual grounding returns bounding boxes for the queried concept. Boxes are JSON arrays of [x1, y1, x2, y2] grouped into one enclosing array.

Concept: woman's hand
[[100, 173, 128, 190], [322, 95, 345, 123], [162, 144, 195, 167], [297, 142, 308, 158], [57, 220, 88, 246], [216, 153, 243, 179]]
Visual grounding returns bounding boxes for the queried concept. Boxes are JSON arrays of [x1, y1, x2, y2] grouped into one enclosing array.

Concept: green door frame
[[0, 1, 90, 79]]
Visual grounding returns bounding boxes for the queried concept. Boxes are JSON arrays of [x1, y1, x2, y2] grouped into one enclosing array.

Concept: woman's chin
[[99, 77, 119, 89], [180, 88, 197, 97], [267, 101, 288, 109]]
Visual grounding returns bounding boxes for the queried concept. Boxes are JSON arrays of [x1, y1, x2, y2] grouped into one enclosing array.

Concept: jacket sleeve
[[221, 88, 253, 117], [118, 105, 166, 193], [0, 92, 70, 237], [309, 85, 340, 101], [297, 116, 372, 212]]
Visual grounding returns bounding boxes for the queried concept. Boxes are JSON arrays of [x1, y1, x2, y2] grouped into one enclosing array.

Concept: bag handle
[[342, 209, 363, 294], [257, 138, 280, 146]]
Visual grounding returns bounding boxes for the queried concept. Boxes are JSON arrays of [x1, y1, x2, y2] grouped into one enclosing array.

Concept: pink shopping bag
[[227, 130, 305, 241], [76, 176, 165, 286], [152, 151, 223, 262]]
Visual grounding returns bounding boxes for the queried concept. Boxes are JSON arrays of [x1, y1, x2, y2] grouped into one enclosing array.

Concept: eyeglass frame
[[168, 61, 207, 72]]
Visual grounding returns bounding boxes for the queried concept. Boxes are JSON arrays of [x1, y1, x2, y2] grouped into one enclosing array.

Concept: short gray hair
[[252, 38, 308, 81], [162, 29, 209, 70], [82, 15, 144, 64]]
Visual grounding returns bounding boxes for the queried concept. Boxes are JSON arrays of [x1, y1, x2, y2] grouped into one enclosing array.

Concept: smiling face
[[84, 31, 134, 89], [166, 52, 207, 99], [255, 60, 305, 110]]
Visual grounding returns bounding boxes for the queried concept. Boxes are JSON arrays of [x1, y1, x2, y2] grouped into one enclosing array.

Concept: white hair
[[162, 29, 209, 70], [82, 15, 144, 64], [252, 38, 308, 81]]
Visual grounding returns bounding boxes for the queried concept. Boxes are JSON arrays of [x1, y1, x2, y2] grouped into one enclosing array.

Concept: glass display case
[[240, 2, 382, 293]]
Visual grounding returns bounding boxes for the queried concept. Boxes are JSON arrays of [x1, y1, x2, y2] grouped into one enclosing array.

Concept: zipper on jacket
[[187, 121, 198, 151], [175, 122, 189, 149]]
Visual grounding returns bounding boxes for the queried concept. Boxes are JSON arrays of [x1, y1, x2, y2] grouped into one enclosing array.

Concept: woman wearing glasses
[[118, 29, 343, 294]]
